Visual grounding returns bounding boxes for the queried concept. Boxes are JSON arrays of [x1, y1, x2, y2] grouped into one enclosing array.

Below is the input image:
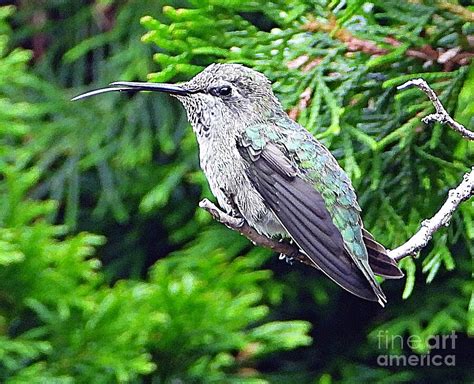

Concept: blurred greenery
[[0, 0, 473, 383]]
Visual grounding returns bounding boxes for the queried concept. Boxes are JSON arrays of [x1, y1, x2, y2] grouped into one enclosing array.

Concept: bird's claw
[[279, 253, 295, 265]]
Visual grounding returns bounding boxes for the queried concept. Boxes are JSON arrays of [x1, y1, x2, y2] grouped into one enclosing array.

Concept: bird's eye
[[210, 86, 232, 97]]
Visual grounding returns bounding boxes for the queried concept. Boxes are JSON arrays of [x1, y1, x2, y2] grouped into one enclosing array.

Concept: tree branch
[[199, 199, 316, 268], [388, 167, 474, 260], [397, 78, 474, 141], [199, 79, 474, 266], [384, 79, 474, 260]]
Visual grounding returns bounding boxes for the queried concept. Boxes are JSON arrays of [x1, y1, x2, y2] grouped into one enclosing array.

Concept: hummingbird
[[73, 63, 403, 305]]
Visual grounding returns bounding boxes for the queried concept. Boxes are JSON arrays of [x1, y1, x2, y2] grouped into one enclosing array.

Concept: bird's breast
[[197, 136, 285, 237]]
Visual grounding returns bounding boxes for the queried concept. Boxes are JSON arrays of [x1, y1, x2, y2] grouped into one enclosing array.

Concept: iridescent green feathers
[[241, 118, 402, 304]]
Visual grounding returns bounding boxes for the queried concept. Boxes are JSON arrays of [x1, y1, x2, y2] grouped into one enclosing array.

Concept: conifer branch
[[302, 18, 473, 71]]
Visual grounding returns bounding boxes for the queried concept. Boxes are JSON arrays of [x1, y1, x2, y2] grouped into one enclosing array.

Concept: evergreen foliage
[[0, 4, 310, 383], [0, 1, 473, 383]]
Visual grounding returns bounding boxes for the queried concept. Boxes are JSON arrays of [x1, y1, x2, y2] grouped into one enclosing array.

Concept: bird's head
[[73, 64, 283, 137]]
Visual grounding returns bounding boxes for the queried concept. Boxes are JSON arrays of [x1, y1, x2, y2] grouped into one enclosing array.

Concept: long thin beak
[[71, 81, 189, 101]]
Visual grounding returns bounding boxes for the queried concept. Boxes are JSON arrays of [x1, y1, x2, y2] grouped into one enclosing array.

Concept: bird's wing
[[276, 124, 401, 285], [238, 140, 383, 302]]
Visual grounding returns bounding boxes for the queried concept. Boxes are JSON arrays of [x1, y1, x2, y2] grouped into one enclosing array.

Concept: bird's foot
[[232, 216, 245, 228], [199, 198, 245, 228], [279, 253, 295, 265], [218, 189, 245, 226]]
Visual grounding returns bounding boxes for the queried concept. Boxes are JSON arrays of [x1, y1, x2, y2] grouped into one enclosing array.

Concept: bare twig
[[386, 79, 474, 260], [388, 167, 474, 260], [397, 79, 474, 141]]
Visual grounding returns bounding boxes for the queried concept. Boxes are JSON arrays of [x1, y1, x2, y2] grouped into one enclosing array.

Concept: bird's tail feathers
[[362, 228, 404, 279]]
